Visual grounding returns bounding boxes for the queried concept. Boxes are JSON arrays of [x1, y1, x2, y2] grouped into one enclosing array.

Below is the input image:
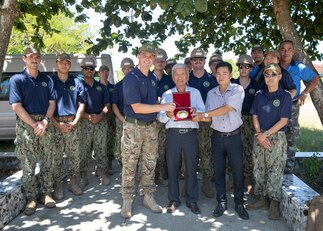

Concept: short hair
[[172, 63, 189, 77], [215, 61, 233, 73], [279, 40, 294, 48]]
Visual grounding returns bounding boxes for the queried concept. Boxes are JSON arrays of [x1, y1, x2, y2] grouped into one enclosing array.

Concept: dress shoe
[[166, 201, 177, 213], [186, 202, 201, 214], [213, 202, 227, 217], [235, 204, 249, 220]]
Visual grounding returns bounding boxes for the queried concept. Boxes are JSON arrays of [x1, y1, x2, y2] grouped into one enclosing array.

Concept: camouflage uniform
[[241, 115, 255, 182], [121, 121, 158, 199], [198, 121, 213, 177], [114, 118, 123, 165], [79, 116, 108, 171], [252, 132, 287, 201], [156, 121, 167, 178], [15, 117, 55, 199]]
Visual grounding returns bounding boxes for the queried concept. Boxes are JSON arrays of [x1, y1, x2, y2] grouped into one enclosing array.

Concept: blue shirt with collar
[[123, 67, 158, 122], [249, 64, 263, 79], [9, 69, 55, 115], [188, 70, 218, 103], [231, 78, 258, 115], [156, 73, 175, 98], [250, 86, 292, 131], [283, 59, 316, 98], [112, 79, 124, 113], [106, 82, 114, 104], [52, 74, 87, 117], [82, 79, 110, 114]]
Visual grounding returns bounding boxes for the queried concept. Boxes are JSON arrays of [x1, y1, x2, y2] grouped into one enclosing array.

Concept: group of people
[[9, 40, 319, 222]]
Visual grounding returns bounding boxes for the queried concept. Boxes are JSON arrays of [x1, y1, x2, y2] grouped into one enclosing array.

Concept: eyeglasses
[[238, 64, 252, 69], [83, 67, 95, 71], [192, 58, 205, 62], [264, 73, 279, 78]]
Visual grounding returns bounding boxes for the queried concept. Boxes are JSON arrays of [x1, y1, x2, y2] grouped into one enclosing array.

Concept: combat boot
[[143, 193, 162, 213], [40, 193, 56, 208], [79, 171, 89, 189], [268, 200, 281, 220], [69, 176, 82, 196], [54, 180, 64, 200], [24, 198, 37, 216], [246, 195, 268, 210], [120, 199, 133, 219], [97, 167, 110, 186], [202, 176, 215, 198]]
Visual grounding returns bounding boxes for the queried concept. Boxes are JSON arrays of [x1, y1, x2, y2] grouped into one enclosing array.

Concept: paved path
[[3, 161, 290, 231]]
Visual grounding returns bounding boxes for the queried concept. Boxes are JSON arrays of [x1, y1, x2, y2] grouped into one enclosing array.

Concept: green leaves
[[194, 0, 208, 13]]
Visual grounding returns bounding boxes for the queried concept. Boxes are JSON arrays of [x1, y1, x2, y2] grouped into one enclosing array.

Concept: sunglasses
[[238, 64, 252, 69], [264, 73, 279, 78], [83, 67, 95, 71], [192, 58, 205, 62]]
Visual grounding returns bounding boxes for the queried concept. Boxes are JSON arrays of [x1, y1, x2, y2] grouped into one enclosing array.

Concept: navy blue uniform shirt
[[82, 79, 110, 114], [188, 70, 218, 103], [106, 82, 114, 104], [250, 87, 292, 131], [123, 67, 157, 122], [156, 73, 175, 98], [52, 74, 87, 117], [9, 69, 55, 115], [112, 79, 124, 114], [231, 78, 258, 115]]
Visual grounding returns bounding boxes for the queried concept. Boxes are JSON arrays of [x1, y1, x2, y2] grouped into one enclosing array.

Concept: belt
[[213, 127, 241, 137], [125, 117, 156, 126], [168, 128, 196, 134], [30, 114, 45, 121], [54, 115, 75, 123]]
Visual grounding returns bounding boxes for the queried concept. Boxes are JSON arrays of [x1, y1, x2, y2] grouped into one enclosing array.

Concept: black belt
[[125, 117, 156, 126], [213, 127, 241, 137], [168, 128, 196, 134]]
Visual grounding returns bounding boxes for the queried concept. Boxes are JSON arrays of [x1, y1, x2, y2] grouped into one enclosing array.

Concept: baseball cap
[[166, 59, 177, 67], [190, 48, 206, 59], [184, 57, 191, 64], [236, 54, 254, 66], [81, 57, 97, 67], [120, 58, 135, 68], [155, 48, 168, 61], [99, 65, 109, 72], [24, 47, 41, 57], [139, 43, 157, 54], [263, 63, 281, 75], [264, 49, 280, 59], [56, 53, 71, 62], [251, 44, 264, 52], [209, 54, 223, 64]]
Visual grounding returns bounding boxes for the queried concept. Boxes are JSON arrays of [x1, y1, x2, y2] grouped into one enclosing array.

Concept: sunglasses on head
[[238, 64, 252, 69], [264, 73, 279, 78], [83, 67, 95, 71]]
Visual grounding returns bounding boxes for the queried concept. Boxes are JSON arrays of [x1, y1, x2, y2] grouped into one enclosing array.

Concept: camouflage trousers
[[252, 132, 287, 201], [121, 121, 158, 199], [79, 117, 108, 171], [53, 125, 80, 180], [285, 104, 300, 164], [106, 112, 116, 163], [198, 122, 213, 177], [241, 115, 255, 181], [156, 121, 167, 178], [15, 117, 55, 199], [114, 118, 123, 165]]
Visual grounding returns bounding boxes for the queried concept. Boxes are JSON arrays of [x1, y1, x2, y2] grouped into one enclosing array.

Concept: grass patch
[[0, 141, 15, 152], [298, 127, 323, 152]]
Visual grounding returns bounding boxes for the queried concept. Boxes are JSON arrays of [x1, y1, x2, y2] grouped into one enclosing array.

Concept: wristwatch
[[265, 130, 270, 137], [301, 92, 308, 97], [204, 112, 209, 118], [44, 116, 50, 123]]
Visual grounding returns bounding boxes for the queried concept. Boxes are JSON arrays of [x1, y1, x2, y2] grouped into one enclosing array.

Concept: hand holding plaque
[[172, 91, 192, 121]]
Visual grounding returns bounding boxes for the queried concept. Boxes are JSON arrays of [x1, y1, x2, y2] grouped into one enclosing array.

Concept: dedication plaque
[[172, 91, 192, 121]]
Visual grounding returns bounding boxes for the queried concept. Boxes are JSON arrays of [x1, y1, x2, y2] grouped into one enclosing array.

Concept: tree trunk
[[0, 0, 18, 82], [272, 0, 323, 125]]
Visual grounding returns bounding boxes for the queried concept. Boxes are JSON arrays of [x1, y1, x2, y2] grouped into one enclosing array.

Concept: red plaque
[[173, 92, 192, 121]]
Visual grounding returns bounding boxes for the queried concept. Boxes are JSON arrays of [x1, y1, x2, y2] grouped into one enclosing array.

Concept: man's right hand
[[162, 102, 176, 112]]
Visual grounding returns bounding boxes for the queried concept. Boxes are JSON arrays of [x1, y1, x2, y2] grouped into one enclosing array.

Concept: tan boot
[[79, 171, 89, 189], [69, 176, 82, 196], [41, 194, 56, 208], [246, 196, 268, 210], [120, 199, 133, 219], [202, 176, 215, 198], [54, 180, 64, 200], [24, 199, 37, 216], [268, 200, 281, 220], [143, 193, 162, 213], [97, 168, 110, 186]]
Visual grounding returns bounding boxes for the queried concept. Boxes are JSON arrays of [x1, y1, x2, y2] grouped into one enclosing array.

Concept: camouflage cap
[[263, 63, 281, 75], [209, 54, 223, 64], [99, 65, 109, 72], [190, 48, 206, 58], [56, 53, 71, 62], [264, 49, 280, 59], [155, 48, 168, 61], [236, 54, 254, 66], [24, 47, 41, 57], [120, 58, 135, 68], [251, 44, 264, 52], [81, 57, 97, 67], [139, 43, 157, 54], [166, 58, 177, 67]]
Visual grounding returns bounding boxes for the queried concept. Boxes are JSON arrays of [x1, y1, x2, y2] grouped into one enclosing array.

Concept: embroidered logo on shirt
[[42, 82, 47, 87], [203, 81, 210, 88], [70, 86, 75, 91], [273, 99, 280, 107], [151, 80, 156, 87], [96, 86, 102, 91], [164, 85, 169, 90], [109, 88, 114, 92], [249, 88, 255, 95]]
